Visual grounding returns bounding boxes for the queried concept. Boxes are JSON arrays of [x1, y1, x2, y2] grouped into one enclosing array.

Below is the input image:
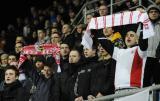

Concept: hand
[[75, 96, 83, 101], [96, 92, 103, 98], [88, 95, 95, 101]]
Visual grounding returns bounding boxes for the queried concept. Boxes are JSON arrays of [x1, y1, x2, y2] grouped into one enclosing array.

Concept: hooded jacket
[[146, 5, 160, 58]]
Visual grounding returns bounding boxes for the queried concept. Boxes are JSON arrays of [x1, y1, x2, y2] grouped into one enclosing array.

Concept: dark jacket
[[69, 56, 99, 100], [1, 80, 30, 101], [67, 61, 92, 101], [0, 69, 4, 84], [90, 58, 116, 96], [21, 60, 60, 101], [58, 63, 70, 101], [61, 33, 75, 48]]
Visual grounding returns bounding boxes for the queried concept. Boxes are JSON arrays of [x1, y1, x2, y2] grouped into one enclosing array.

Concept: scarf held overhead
[[18, 44, 60, 68], [82, 11, 155, 49]]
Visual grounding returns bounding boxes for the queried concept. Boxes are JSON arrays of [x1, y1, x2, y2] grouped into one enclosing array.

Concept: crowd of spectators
[[0, 0, 160, 101]]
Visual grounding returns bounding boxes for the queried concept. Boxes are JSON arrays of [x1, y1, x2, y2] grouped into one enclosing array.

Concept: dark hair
[[5, 65, 19, 76], [16, 42, 24, 47], [35, 55, 46, 64], [60, 42, 71, 50], [51, 32, 61, 37]]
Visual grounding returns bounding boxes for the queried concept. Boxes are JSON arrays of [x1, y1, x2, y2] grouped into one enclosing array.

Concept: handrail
[[70, 15, 85, 34], [71, 0, 127, 27], [148, 0, 156, 5], [84, 84, 160, 101], [71, 0, 154, 34], [71, 0, 99, 25], [71, 0, 128, 26]]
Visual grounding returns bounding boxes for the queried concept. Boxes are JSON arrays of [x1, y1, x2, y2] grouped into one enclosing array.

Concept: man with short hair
[[8, 54, 17, 65], [61, 24, 75, 48], [35, 29, 48, 45], [143, 5, 160, 87], [98, 4, 108, 16], [21, 58, 60, 101], [60, 43, 70, 72], [0, 65, 30, 101], [98, 30, 148, 93]]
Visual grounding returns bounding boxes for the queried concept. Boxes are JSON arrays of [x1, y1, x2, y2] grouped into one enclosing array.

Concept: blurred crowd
[[0, 0, 160, 101]]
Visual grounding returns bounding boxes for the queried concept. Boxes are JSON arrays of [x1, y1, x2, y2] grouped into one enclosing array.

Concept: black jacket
[[1, 80, 30, 101], [69, 56, 99, 100], [62, 56, 97, 101], [57, 63, 70, 101], [61, 33, 75, 48], [90, 58, 116, 96], [21, 60, 60, 101]]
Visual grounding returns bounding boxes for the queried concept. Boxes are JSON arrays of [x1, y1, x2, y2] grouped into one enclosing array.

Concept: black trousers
[[143, 57, 160, 87]]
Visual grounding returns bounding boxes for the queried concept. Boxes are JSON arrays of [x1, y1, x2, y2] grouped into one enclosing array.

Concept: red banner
[[22, 44, 60, 55], [18, 44, 60, 68]]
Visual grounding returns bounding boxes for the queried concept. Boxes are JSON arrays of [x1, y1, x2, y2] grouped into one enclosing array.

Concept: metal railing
[[70, 0, 99, 26], [70, 0, 148, 34], [83, 84, 160, 101], [70, 0, 156, 34], [95, 85, 160, 101]]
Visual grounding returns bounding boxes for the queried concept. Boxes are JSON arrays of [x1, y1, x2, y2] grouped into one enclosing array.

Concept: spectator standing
[[88, 43, 116, 100], [0, 65, 30, 101], [102, 27, 126, 48], [21, 58, 60, 101], [97, 30, 148, 94], [0, 54, 9, 83], [98, 4, 108, 16], [35, 29, 48, 45], [61, 24, 75, 48], [143, 5, 160, 87]]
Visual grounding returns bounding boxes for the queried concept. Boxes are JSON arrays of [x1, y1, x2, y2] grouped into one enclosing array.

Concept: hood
[[147, 5, 160, 13]]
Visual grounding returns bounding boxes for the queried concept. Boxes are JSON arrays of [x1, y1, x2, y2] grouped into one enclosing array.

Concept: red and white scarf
[[18, 44, 61, 72], [82, 11, 155, 49]]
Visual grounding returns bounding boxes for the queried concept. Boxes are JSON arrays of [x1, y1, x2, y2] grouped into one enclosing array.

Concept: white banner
[[114, 89, 149, 101], [88, 11, 154, 39], [82, 11, 155, 49], [81, 30, 93, 49]]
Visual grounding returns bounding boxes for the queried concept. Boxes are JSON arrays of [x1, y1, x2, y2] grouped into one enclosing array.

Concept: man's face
[[60, 44, 70, 57], [8, 55, 17, 64], [5, 69, 17, 84], [99, 5, 108, 16], [103, 27, 113, 37], [37, 30, 45, 40], [35, 61, 44, 70], [15, 43, 23, 53], [41, 66, 53, 78], [1, 55, 8, 65], [69, 50, 80, 63], [148, 9, 160, 20], [83, 48, 96, 58], [62, 24, 70, 34], [86, 15, 93, 24], [98, 44, 109, 56], [125, 31, 138, 48], [51, 33, 61, 44], [76, 25, 83, 33]]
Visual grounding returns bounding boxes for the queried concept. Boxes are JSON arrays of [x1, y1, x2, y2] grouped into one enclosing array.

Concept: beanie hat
[[147, 5, 160, 14]]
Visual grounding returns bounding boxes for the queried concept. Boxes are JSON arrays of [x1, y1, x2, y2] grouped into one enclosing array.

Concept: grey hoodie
[[147, 5, 160, 13], [146, 5, 160, 58]]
